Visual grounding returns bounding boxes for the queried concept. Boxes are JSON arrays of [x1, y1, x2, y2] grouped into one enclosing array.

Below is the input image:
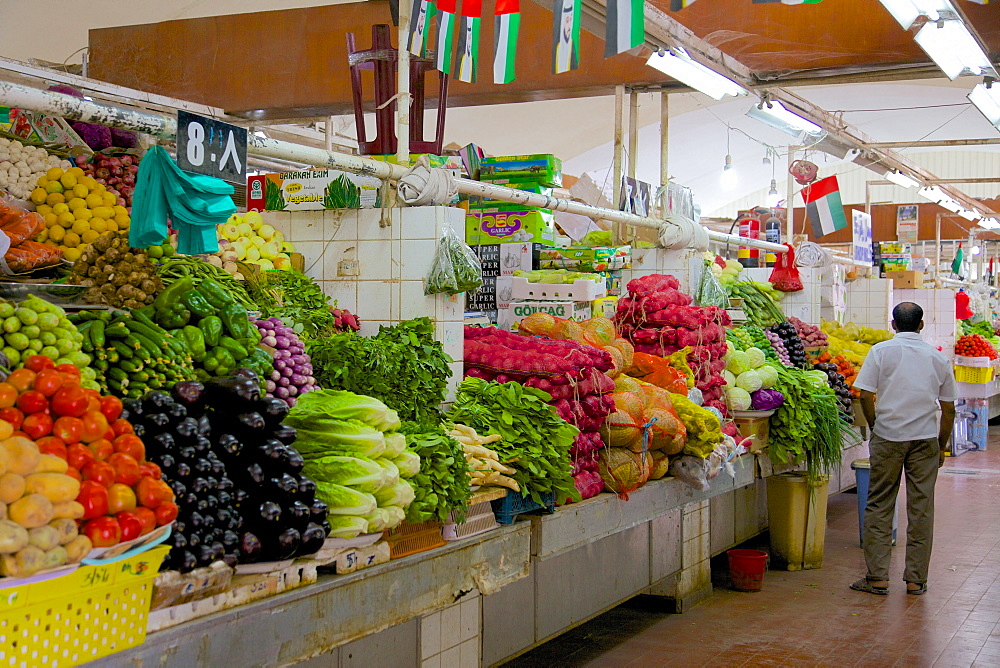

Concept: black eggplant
[[175, 462, 193, 479], [166, 402, 188, 422], [177, 445, 197, 462], [122, 397, 143, 417], [233, 368, 260, 384], [216, 508, 233, 526], [271, 424, 297, 445], [194, 435, 212, 453], [185, 531, 201, 548], [286, 500, 311, 529], [215, 433, 243, 458], [217, 490, 232, 506], [172, 381, 206, 409], [286, 449, 304, 474], [234, 412, 266, 436], [299, 523, 327, 555], [222, 530, 240, 549], [234, 489, 250, 505], [258, 440, 295, 471], [182, 492, 198, 507], [217, 476, 234, 491], [168, 480, 186, 498], [132, 422, 147, 438], [269, 527, 301, 561], [204, 376, 261, 404], [321, 520, 332, 535], [196, 544, 216, 566], [196, 498, 211, 513], [257, 501, 282, 524], [239, 532, 263, 562], [297, 477, 316, 500], [179, 550, 198, 571], [256, 397, 289, 428], [205, 495, 219, 510], [269, 473, 299, 498], [142, 412, 171, 431], [169, 532, 188, 550], [191, 477, 211, 494], [193, 458, 213, 474], [173, 520, 187, 535], [198, 414, 212, 436], [159, 453, 177, 473], [142, 390, 172, 412], [209, 457, 226, 476], [210, 541, 225, 561], [150, 432, 176, 454], [245, 463, 266, 485], [174, 418, 200, 445], [310, 499, 328, 521], [222, 552, 239, 568]]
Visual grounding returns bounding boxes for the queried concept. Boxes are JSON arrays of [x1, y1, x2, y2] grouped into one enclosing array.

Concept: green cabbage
[[722, 370, 736, 387], [736, 370, 763, 393], [326, 515, 370, 539], [726, 350, 751, 375], [375, 480, 416, 508], [293, 421, 387, 459], [315, 481, 378, 517], [303, 455, 387, 493], [745, 347, 766, 369], [757, 365, 779, 389], [725, 387, 752, 411], [287, 389, 402, 432], [383, 432, 407, 457], [393, 450, 421, 478]]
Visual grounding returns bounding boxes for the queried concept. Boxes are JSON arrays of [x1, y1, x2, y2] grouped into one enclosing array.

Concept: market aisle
[[504, 438, 1000, 668]]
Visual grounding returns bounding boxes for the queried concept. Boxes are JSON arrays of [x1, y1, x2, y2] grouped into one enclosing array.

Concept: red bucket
[[728, 549, 768, 591]]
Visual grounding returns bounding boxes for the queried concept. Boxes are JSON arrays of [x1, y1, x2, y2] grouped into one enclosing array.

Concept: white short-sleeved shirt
[[853, 331, 957, 441]]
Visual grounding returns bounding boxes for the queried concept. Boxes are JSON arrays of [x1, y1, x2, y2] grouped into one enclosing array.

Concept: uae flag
[[493, 0, 520, 84], [407, 0, 436, 57], [455, 0, 482, 83], [669, 0, 698, 10], [802, 175, 848, 238], [605, 0, 644, 57], [435, 0, 458, 75], [552, 0, 581, 74], [952, 243, 964, 275]]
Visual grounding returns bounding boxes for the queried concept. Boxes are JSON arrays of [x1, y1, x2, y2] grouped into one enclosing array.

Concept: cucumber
[[105, 348, 119, 364], [120, 359, 144, 374], [104, 323, 129, 339], [124, 320, 170, 350], [108, 367, 129, 382], [110, 340, 134, 360], [91, 320, 106, 348]]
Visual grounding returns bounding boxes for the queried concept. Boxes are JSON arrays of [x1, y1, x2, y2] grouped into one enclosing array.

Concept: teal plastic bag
[[129, 145, 235, 254]]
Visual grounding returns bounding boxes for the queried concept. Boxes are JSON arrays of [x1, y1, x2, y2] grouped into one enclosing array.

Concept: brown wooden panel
[[87, 1, 661, 120]]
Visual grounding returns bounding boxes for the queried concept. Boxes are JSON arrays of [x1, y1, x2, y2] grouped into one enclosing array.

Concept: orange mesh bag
[[627, 352, 690, 394], [3, 240, 62, 274]]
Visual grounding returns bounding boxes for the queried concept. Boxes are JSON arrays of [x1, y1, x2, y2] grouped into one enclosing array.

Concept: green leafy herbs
[[243, 269, 339, 337], [400, 422, 471, 524], [425, 227, 484, 297], [447, 377, 581, 505], [307, 317, 452, 426]]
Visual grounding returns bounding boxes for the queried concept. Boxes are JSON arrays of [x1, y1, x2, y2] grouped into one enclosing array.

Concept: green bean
[[155, 258, 255, 308]]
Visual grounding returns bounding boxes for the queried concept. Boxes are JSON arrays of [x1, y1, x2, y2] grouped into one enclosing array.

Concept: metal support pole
[[397, 2, 411, 165], [660, 91, 669, 194], [865, 181, 871, 216], [785, 146, 797, 242], [936, 214, 942, 281], [628, 90, 638, 180], [612, 85, 625, 244]]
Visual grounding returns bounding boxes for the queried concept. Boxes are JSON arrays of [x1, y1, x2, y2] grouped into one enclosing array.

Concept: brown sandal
[[906, 582, 927, 596], [850, 578, 888, 595]]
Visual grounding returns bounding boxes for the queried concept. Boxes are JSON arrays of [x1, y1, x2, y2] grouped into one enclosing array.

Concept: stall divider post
[[397, 1, 411, 165], [613, 84, 625, 244]]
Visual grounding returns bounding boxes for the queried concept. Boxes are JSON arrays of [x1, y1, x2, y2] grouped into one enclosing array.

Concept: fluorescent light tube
[[914, 20, 994, 80], [876, 0, 922, 28], [646, 49, 747, 100], [969, 83, 1000, 130], [919, 186, 946, 202], [747, 100, 823, 136], [979, 218, 1000, 230], [885, 170, 920, 189], [959, 209, 979, 221], [939, 198, 963, 213]]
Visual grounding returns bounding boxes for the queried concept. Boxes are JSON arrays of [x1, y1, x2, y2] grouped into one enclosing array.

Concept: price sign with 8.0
[[176, 111, 247, 182]]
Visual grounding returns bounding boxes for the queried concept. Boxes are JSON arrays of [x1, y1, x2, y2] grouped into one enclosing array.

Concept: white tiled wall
[[844, 278, 893, 329], [266, 206, 466, 399], [892, 288, 957, 353], [623, 248, 696, 292], [420, 591, 481, 668]]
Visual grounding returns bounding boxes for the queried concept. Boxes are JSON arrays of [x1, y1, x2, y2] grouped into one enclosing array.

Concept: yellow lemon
[[71, 220, 90, 235], [36, 176, 49, 189], [62, 232, 80, 248], [68, 166, 84, 178], [62, 247, 81, 262], [29, 188, 47, 206], [44, 180, 64, 194], [89, 218, 107, 233], [105, 220, 119, 232], [81, 230, 100, 245], [35, 204, 52, 217], [101, 192, 117, 207], [74, 208, 92, 222], [48, 225, 65, 243], [85, 194, 103, 209], [59, 173, 77, 189], [35, 228, 48, 243], [95, 183, 106, 192], [72, 184, 89, 199], [51, 202, 69, 216], [114, 213, 130, 227], [113, 205, 128, 219], [80, 176, 97, 191], [45, 167, 64, 181], [118, 219, 129, 231], [93, 206, 114, 221], [58, 213, 75, 229], [45, 192, 65, 206], [43, 213, 57, 228], [67, 197, 87, 212]]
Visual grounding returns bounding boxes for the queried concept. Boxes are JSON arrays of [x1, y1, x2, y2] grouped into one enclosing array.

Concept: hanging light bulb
[[721, 154, 738, 190], [766, 179, 780, 207], [762, 149, 772, 166]]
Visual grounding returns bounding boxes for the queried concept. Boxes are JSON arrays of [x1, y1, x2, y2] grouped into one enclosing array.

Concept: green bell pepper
[[156, 302, 191, 329], [219, 335, 249, 361], [210, 346, 236, 375], [181, 290, 217, 319], [197, 279, 234, 309], [153, 277, 194, 312], [182, 325, 207, 362], [220, 303, 254, 342], [198, 315, 223, 347]]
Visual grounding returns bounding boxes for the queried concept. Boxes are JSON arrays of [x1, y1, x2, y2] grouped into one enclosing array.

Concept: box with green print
[[247, 170, 382, 211], [466, 209, 556, 246]]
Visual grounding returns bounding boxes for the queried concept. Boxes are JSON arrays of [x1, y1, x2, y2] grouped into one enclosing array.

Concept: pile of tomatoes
[[955, 334, 998, 360], [1, 355, 177, 548]]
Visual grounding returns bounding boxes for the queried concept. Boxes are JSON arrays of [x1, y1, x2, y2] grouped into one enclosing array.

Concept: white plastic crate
[[955, 355, 992, 367], [443, 500, 499, 541], [510, 275, 606, 301]]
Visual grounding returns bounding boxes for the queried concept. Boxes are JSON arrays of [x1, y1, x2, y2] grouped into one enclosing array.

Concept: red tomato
[[107, 453, 140, 487], [66, 443, 94, 471], [112, 434, 145, 462], [24, 355, 55, 373], [136, 477, 174, 509], [0, 383, 17, 409], [52, 416, 83, 444], [115, 512, 143, 542], [82, 460, 115, 488], [16, 390, 48, 415], [154, 502, 179, 526], [87, 438, 114, 462], [82, 516, 121, 547], [138, 462, 162, 480], [107, 483, 137, 514], [55, 363, 80, 380], [110, 419, 134, 437], [131, 507, 157, 535], [77, 480, 109, 520], [64, 466, 81, 482], [35, 435, 67, 460], [32, 369, 63, 397], [0, 408, 23, 430], [80, 411, 109, 443], [83, 390, 101, 414], [50, 385, 88, 418], [21, 413, 52, 440], [6, 369, 35, 393], [99, 396, 123, 423]]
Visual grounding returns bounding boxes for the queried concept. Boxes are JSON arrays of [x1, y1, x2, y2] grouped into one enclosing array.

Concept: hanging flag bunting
[[408, 0, 437, 57], [802, 175, 848, 238], [952, 242, 964, 275], [552, 0, 581, 74], [455, 0, 482, 82], [435, 0, 458, 74], [669, 0, 698, 10], [493, 0, 520, 84], [605, 0, 644, 57]]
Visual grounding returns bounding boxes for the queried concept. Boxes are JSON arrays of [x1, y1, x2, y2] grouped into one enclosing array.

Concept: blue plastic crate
[[491, 492, 556, 525]]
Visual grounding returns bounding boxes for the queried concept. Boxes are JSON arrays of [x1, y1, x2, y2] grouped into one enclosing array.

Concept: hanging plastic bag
[[768, 244, 803, 292], [425, 226, 484, 296], [695, 261, 728, 308]]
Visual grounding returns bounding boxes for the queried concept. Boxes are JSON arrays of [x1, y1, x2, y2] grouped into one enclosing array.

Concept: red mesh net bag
[[768, 244, 803, 292]]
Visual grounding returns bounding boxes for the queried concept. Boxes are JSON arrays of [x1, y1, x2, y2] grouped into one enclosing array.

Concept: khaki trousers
[[863, 435, 939, 584]]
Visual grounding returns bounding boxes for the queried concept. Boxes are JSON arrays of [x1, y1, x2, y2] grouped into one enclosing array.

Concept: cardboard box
[[466, 243, 538, 313], [592, 296, 619, 319], [497, 299, 590, 332], [481, 154, 562, 187], [466, 210, 556, 246], [886, 270, 923, 288], [469, 182, 553, 209], [247, 170, 382, 211], [538, 245, 632, 272]]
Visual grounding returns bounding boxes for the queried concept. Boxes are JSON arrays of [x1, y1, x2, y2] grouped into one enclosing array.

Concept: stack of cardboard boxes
[[465, 154, 561, 247]]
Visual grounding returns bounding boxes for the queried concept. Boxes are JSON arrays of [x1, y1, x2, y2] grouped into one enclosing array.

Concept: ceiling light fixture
[[766, 179, 780, 207], [747, 100, 824, 138], [979, 218, 1000, 230], [885, 170, 920, 189], [939, 198, 963, 213], [972, 244, 982, 255], [914, 19, 995, 80], [969, 82, 1000, 131], [919, 186, 947, 202], [721, 153, 738, 190], [875, 0, 952, 29], [646, 48, 748, 100], [959, 209, 980, 221]]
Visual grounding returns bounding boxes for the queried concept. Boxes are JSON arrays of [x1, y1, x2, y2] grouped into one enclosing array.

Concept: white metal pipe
[[397, 2, 411, 165], [0, 78, 789, 253]]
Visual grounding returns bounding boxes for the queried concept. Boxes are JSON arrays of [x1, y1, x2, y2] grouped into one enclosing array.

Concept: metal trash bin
[[851, 458, 897, 548]]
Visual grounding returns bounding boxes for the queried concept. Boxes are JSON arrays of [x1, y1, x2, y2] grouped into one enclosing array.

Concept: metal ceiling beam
[[864, 138, 1000, 149]]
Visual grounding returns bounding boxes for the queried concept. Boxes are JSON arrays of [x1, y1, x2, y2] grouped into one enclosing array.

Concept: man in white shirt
[[850, 302, 956, 596]]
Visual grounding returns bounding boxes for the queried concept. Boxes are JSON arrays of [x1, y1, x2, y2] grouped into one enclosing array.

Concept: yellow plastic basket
[[954, 364, 994, 384], [0, 546, 168, 667]]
